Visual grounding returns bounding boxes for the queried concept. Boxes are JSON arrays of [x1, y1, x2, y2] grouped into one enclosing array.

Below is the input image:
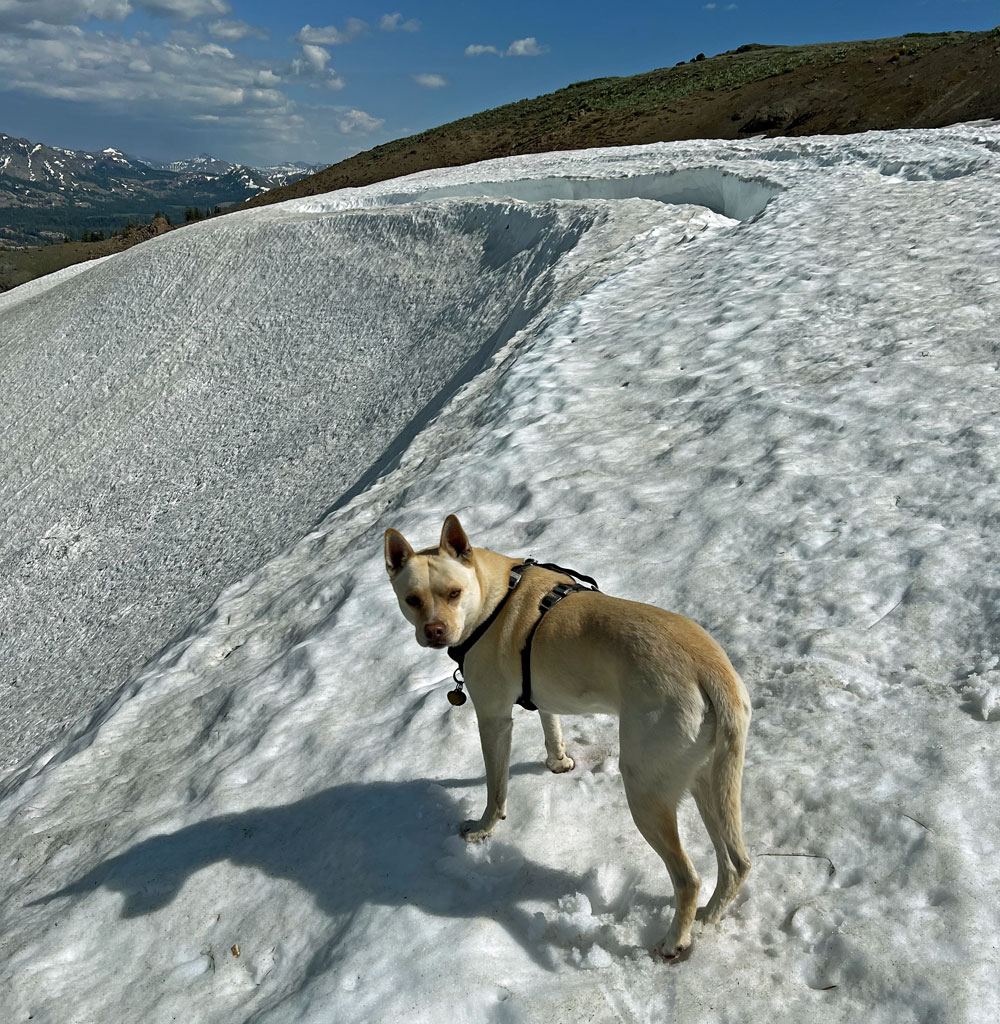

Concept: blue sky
[[0, 0, 995, 167]]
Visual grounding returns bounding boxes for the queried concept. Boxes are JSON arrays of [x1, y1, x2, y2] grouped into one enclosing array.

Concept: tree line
[[74, 206, 224, 243]]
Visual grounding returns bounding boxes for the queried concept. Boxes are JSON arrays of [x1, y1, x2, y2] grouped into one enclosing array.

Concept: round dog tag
[[447, 688, 467, 706]]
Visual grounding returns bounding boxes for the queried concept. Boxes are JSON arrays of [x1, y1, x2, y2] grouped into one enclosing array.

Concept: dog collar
[[446, 561, 533, 703]]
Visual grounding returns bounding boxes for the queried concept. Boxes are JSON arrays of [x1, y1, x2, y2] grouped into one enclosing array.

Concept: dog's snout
[[424, 621, 447, 644]]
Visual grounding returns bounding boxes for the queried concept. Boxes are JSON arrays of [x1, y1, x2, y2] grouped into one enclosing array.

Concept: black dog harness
[[446, 558, 599, 711]]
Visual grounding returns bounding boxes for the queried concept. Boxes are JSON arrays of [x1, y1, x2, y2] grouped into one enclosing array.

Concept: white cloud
[[379, 12, 419, 32], [208, 18, 268, 41], [505, 36, 547, 56], [0, 25, 293, 123], [466, 37, 549, 58], [198, 42, 233, 58], [301, 43, 329, 72], [133, 0, 229, 16], [336, 107, 383, 134], [0, 0, 131, 29], [0, 0, 232, 28], [703, 3, 717, 8], [413, 73, 446, 88], [295, 19, 366, 46], [291, 43, 345, 89], [0, 2, 384, 162]]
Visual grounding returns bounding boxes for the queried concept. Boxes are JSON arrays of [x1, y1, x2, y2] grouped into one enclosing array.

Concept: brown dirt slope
[[0, 217, 170, 293], [241, 29, 1000, 212]]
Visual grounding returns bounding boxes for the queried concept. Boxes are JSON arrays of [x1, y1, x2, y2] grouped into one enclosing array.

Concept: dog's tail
[[698, 657, 752, 880]]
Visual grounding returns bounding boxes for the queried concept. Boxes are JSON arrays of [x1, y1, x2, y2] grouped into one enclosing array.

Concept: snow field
[[1, 125, 999, 1023]]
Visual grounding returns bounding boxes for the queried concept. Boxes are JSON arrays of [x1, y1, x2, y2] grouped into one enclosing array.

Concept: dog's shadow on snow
[[32, 771, 600, 970]]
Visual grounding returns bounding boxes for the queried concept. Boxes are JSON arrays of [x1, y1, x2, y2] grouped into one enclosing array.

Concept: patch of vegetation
[[0, 182, 237, 247], [0, 201, 172, 247], [183, 206, 223, 222], [0, 241, 101, 293], [0, 211, 174, 293]]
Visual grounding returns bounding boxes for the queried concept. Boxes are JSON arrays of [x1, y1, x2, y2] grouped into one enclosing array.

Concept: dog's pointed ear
[[440, 514, 472, 563], [384, 528, 414, 576]]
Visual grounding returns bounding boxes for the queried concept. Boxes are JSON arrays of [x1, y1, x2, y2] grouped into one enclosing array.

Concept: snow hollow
[[1, 127, 999, 1024]]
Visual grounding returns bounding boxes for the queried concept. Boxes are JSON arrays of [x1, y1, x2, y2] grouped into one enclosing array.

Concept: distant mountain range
[[0, 134, 324, 245]]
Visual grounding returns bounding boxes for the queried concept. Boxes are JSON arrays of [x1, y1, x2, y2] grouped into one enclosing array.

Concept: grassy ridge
[[389, 34, 943, 137]]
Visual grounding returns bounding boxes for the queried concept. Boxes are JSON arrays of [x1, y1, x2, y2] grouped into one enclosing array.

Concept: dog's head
[[384, 515, 483, 649]]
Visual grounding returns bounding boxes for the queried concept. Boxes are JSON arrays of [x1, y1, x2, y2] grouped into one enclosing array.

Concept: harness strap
[[522, 561, 600, 592], [516, 582, 593, 711], [447, 561, 531, 677], [446, 558, 600, 712]]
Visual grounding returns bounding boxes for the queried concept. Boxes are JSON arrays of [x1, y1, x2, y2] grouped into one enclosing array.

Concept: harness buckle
[[508, 559, 534, 589]]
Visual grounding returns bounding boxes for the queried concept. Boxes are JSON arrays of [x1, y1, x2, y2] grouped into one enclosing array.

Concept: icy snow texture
[[1, 126, 999, 1023], [0, 196, 649, 768]]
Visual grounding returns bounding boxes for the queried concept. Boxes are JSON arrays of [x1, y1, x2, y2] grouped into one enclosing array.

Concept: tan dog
[[384, 514, 751, 960]]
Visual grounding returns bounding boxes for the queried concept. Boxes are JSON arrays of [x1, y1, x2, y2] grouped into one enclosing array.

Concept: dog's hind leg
[[693, 707, 751, 924], [539, 712, 575, 773], [622, 778, 701, 961], [618, 712, 704, 958]]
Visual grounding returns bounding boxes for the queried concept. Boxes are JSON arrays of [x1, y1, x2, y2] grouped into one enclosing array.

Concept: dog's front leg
[[461, 714, 513, 842]]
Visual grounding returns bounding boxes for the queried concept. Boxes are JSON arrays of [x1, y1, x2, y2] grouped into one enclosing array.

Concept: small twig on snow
[[901, 812, 934, 833], [758, 851, 836, 876]]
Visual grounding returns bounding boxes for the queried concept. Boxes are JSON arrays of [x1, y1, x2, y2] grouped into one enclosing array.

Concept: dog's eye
[[447, 589, 462, 601], [405, 595, 421, 608]]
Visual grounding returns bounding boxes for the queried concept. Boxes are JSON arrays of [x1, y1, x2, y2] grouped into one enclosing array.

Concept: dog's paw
[[459, 819, 496, 843], [546, 754, 575, 774], [653, 937, 693, 963]]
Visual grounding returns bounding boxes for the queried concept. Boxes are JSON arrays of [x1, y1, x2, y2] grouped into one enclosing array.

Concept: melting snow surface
[[1, 126, 999, 1023]]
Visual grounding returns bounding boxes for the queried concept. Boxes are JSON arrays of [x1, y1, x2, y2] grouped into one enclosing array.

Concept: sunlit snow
[[1, 125, 999, 1024]]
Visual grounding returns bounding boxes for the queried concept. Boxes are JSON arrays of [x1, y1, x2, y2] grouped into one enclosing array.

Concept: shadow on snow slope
[[29, 770, 662, 975]]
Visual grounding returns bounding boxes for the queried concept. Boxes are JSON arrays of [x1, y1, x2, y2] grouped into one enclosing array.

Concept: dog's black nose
[[424, 621, 446, 643]]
